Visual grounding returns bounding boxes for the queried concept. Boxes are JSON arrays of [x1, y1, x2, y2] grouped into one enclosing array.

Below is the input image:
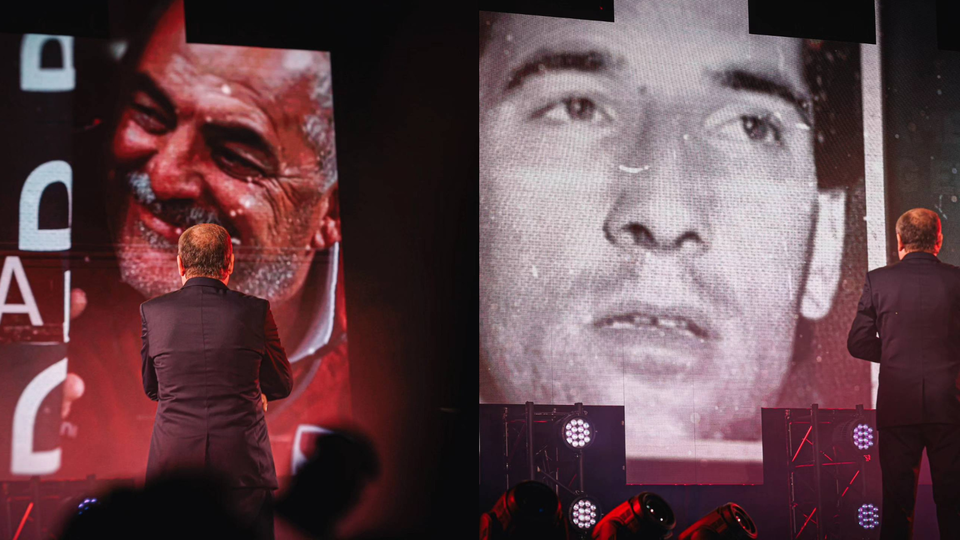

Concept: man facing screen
[[479, 0, 852, 452], [848, 209, 960, 540], [141, 223, 291, 540], [60, 0, 348, 481]]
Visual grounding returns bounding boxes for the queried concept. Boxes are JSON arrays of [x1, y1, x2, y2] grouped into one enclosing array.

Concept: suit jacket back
[[847, 251, 960, 428], [140, 277, 292, 488]]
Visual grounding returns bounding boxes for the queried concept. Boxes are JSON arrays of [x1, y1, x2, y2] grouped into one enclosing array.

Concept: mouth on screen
[[124, 169, 246, 247], [590, 306, 718, 379], [594, 312, 711, 339], [137, 200, 182, 245], [133, 198, 244, 248]]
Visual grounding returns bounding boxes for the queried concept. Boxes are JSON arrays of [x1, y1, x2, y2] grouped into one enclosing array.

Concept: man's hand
[[261, 393, 268, 412]]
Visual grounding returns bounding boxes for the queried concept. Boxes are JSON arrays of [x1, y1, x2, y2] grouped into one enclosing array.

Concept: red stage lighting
[[677, 503, 757, 540], [480, 481, 568, 540], [592, 492, 675, 540]]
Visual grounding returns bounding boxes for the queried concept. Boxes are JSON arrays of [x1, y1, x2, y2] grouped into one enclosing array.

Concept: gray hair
[[897, 208, 941, 253], [302, 52, 338, 193], [178, 223, 233, 279]]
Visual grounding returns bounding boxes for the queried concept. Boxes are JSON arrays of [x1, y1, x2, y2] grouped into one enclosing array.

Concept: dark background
[[879, 0, 960, 534]]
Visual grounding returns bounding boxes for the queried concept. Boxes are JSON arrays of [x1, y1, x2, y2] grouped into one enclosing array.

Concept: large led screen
[[479, 1, 874, 483], [0, 0, 349, 482]]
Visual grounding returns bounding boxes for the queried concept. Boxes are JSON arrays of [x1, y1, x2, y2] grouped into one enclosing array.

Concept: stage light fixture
[[834, 417, 876, 453], [75, 497, 98, 516], [857, 504, 880, 530], [852, 423, 876, 451], [58, 494, 102, 519], [592, 492, 675, 540], [480, 481, 567, 540], [569, 495, 602, 532], [677, 503, 757, 540], [560, 414, 594, 450]]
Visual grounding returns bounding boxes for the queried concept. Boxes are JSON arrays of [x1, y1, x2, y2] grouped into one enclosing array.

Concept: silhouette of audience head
[[59, 468, 253, 540], [276, 429, 381, 538], [58, 429, 382, 539]]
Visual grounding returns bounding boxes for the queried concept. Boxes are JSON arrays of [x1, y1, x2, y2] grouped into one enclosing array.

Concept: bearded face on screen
[[478, 0, 847, 441], [106, 0, 338, 303]]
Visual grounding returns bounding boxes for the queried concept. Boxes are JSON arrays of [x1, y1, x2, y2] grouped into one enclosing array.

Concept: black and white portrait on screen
[[479, 0, 870, 483]]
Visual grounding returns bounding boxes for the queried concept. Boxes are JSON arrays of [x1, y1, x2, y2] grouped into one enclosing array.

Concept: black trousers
[[226, 487, 275, 540], [880, 424, 960, 540]]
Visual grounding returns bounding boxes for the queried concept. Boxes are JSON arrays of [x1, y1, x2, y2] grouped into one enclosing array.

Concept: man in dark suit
[[140, 223, 293, 540], [848, 208, 960, 539]]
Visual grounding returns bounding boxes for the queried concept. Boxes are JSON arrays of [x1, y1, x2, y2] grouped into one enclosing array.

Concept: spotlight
[[677, 503, 757, 540], [55, 493, 105, 534], [560, 414, 594, 450], [58, 494, 102, 519], [480, 481, 567, 540], [75, 497, 99, 516], [857, 504, 880, 530], [851, 423, 876, 451], [834, 418, 876, 453], [593, 492, 675, 540], [569, 495, 602, 533]]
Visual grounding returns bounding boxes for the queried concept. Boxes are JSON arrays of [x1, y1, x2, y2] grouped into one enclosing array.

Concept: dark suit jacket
[[847, 251, 960, 428], [140, 276, 293, 488]]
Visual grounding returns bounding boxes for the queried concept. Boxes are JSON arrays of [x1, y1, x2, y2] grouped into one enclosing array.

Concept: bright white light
[[570, 498, 600, 530], [563, 416, 593, 449], [853, 424, 876, 451], [858, 504, 880, 529]]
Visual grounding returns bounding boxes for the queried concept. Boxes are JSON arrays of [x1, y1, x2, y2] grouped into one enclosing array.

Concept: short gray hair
[[178, 224, 233, 279], [896, 208, 941, 253], [302, 52, 338, 193]]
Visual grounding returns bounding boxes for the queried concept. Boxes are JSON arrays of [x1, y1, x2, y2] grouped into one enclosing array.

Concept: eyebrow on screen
[[710, 69, 813, 126], [503, 53, 813, 124], [505, 49, 617, 91], [131, 72, 177, 118], [131, 72, 279, 169]]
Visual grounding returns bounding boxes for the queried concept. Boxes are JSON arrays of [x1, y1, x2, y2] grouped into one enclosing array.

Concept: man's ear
[[177, 254, 185, 277], [800, 189, 847, 320], [310, 187, 341, 250], [227, 252, 235, 276]]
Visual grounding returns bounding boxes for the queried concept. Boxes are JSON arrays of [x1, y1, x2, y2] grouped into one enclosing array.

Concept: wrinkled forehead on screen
[[140, 1, 332, 114], [481, 0, 809, 116]]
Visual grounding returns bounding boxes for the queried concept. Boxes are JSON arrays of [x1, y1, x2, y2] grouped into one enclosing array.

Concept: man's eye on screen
[[130, 105, 170, 135], [212, 146, 267, 180], [129, 97, 172, 135], [529, 96, 614, 125], [708, 112, 785, 147]]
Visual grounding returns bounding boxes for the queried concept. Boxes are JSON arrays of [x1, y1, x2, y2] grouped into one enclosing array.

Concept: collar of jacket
[[902, 251, 940, 263], [181, 276, 229, 289]]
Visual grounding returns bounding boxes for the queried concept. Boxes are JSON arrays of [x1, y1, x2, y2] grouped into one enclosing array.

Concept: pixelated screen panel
[[480, 4, 876, 484], [0, 0, 348, 482]]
